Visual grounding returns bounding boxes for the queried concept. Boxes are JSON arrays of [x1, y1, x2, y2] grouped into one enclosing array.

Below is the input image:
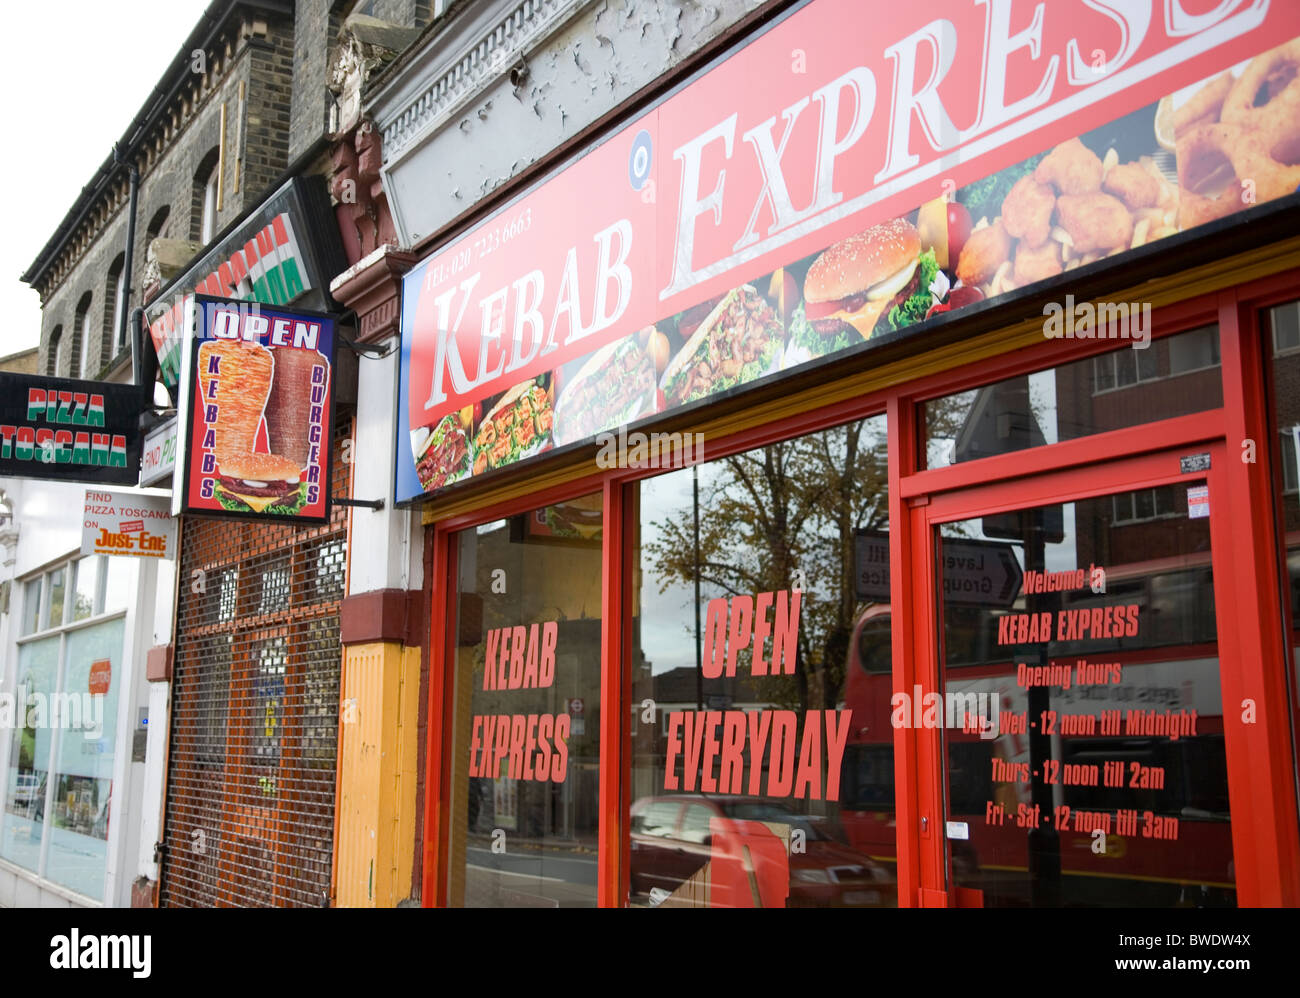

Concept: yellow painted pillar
[[335, 642, 421, 907]]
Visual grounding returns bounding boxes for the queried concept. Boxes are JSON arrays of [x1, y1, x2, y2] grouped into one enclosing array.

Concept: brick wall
[[289, 0, 338, 164], [37, 12, 297, 379]]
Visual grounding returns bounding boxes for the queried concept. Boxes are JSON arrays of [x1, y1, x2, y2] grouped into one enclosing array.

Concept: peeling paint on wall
[[377, 0, 765, 247]]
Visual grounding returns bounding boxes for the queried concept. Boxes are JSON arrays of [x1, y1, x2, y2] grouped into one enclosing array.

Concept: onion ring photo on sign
[[1220, 38, 1300, 157], [1175, 39, 1300, 230]]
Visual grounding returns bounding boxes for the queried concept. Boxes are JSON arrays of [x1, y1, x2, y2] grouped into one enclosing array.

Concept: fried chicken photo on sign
[[1055, 193, 1134, 254], [1013, 238, 1064, 285], [1103, 162, 1161, 211], [955, 219, 1011, 287], [1001, 175, 1056, 248], [1034, 137, 1104, 195]]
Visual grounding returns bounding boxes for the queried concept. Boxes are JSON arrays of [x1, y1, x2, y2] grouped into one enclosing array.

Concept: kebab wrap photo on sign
[[266, 345, 328, 469]]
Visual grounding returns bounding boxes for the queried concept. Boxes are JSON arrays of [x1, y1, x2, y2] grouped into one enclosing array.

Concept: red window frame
[[421, 268, 1300, 908]]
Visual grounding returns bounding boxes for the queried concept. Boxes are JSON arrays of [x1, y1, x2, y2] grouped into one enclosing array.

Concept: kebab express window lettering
[[979, 563, 1191, 847], [663, 590, 852, 802], [468, 621, 571, 783]]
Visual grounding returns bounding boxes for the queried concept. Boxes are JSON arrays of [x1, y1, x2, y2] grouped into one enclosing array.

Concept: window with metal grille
[[159, 415, 351, 907]]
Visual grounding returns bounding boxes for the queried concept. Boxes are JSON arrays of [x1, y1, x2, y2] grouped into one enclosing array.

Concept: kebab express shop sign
[[178, 298, 334, 522], [146, 178, 341, 392], [0, 373, 147, 486], [82, 490, 175, 559], [396, 0, 1300, 503], [985, 565, 1192, 843]]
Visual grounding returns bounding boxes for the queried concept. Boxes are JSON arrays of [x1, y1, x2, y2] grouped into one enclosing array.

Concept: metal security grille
[[159, 417, 350, 907]]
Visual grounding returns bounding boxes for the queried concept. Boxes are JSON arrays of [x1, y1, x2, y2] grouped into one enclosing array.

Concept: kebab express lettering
[[2, 391, 126, 467], [468, 621, 571, 783], [665, 590, 852, 801]]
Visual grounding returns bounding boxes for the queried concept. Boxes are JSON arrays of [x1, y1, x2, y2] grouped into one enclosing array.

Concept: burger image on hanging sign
[[802, 218, 936, 341], [214, 451, 308, 515]]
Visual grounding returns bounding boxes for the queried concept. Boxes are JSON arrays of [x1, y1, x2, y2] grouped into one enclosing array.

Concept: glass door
[[921, 444, 1237, 907]]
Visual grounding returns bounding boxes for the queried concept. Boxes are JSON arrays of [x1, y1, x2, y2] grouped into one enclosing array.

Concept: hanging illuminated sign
[[145, 176, 345, 392], [0, 373, 148, 486], [177, 296, 336, 523]]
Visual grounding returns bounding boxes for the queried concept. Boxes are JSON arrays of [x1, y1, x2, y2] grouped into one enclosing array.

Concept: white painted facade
[[0, 474, 174, 908]]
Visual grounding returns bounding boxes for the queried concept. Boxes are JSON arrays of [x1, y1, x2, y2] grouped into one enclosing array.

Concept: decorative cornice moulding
[[377, 0, 595, 168]]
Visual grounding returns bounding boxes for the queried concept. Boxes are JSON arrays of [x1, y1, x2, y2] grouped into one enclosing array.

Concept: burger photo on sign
[[800, 218, 940, 348], [214, 451, 309, 515]]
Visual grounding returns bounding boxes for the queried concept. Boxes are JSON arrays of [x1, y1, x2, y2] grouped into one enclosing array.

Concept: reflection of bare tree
[[646, 419, 888, 714]]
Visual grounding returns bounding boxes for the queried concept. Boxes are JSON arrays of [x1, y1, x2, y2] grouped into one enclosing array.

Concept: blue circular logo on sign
[[628, 130, 653, 191]]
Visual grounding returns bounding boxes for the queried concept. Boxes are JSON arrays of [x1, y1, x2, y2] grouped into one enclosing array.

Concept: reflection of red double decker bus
[[838, 554, 1235, 907]]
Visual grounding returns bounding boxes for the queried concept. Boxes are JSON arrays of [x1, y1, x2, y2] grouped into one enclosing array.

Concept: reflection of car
[[12, 773, 46, 821], [13, 773, 40, 805], [630, 794, 896, 908]]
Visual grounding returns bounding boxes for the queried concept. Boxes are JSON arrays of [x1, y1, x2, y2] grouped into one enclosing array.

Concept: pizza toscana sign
[[0, 373, 148, 486], [179, 297, 335, 522], [397, 0, 1300, 503]]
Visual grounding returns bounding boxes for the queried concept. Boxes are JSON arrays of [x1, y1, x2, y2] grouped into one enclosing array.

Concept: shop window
[[102, 556, 131, 616], [252, 638, 287, 766], [309, 538, 346, 601], [46, 617, 124, 898], [1092, 347, 1158, 393], [70, 555, 99, 623], [1273, 301, 1300, 355], [938, 481, 1232, 907], [21, 578, 42, 636], [2, 637, 59, 873], [1112, 485, 1179, 525], [195, 636, 231, 769], [217, 568, 238, 622], [448, 495, 603, 907], [628, 415, 897, 908], [1263, 300, 1300, 813], [105, 255, 127, 359], [1280, 429, 1299, 495], [47, 326, 63, 377], [194, 150, 220, 245], [74, 291, 94, 378], [45, 567, 67, 630], [1168, 325, 1220, 376], [1, 555, 129, 902], [301, 618, 341, 769], [925, 325, 1224, 469]]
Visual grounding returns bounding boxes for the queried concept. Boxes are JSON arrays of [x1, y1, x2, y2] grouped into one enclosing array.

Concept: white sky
[[0, 0, 213, 359]]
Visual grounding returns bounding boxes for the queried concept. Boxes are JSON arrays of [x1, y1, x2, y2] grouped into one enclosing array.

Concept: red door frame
[[420, 269, 1300, 908], [914, 440, 1273, 904]]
